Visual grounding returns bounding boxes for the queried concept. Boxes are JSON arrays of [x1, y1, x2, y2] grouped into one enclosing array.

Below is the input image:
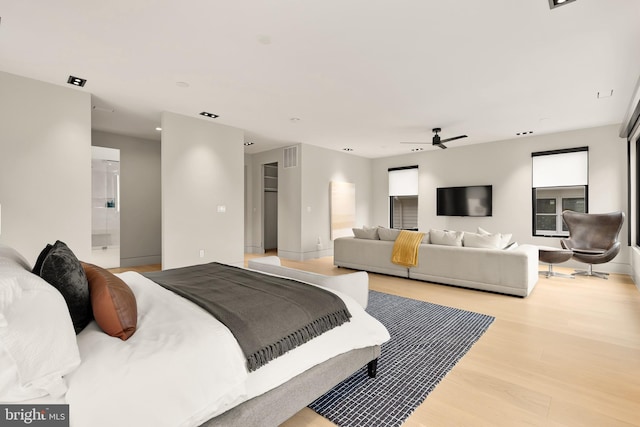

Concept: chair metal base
[[539, 264, 575, 279], [573, 264, 609, 279]]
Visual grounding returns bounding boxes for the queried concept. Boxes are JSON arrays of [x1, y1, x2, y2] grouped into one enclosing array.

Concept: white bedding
[[56, 271, 389, 427]]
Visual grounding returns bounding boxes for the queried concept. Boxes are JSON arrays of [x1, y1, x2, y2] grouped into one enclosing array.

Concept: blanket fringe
[[246, 309, 351, 371]]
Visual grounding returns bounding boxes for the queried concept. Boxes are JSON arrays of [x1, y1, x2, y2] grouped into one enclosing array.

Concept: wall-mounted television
[[436, 185, 493, 217]]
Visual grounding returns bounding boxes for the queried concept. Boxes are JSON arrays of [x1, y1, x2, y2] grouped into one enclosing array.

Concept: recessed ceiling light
[[155, 127, 162, 131], [516, 131, 534, 136], [199, 112, 219, 119], [290, 117, 301, 122], [67, 75, 87, 87], [244, 141, 254, 146], [343, 148, 353, 152], [411, 147, 424, 152], [548, 0, 576, 9]]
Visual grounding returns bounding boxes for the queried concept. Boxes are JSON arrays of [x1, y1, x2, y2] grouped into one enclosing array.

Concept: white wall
[[0, 71, 92, 264], [245, 143, 372, 260], [372, 124, 629, 274], [92, 130, 161, 267], [245, 145, 304, 258], [300, 144, 372, 260], [161, 112, 244, 269]]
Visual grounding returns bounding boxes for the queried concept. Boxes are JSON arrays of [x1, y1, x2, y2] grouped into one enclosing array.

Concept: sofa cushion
[[429, 229, 463, 247], [478, 227, 512, 248], [463, 232, 502, 249], [352, 226, 379, 240], [377, 227, 400, 241]]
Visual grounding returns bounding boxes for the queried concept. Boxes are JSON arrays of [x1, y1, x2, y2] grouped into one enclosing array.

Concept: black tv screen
[[437, 185, 493, 217]]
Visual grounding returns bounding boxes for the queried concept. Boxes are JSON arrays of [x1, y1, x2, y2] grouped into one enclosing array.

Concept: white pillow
[[377, 227, 401, 241], [352, 226, 379, 240], [429, 229, 464, 247], [0, 244, 31, 270], [477, 227, 513, 248], [463, 232, 502, 249], [421, 231, 430, 244], [0, 253, 81, 401]]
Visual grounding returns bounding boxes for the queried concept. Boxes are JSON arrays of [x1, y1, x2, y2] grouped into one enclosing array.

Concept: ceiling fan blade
[[400, 141, 430, 144], [435, 143, 447, 149], [439, 135, 468, 143]]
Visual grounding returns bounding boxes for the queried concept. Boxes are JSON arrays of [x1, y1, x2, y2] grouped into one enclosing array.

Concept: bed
[[0, 243, 390, 427]]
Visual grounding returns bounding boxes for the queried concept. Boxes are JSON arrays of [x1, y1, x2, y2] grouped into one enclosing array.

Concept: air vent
[[283, 146, 298, 169]]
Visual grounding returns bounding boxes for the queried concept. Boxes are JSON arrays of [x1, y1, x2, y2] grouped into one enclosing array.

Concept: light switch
[[217, 205, 226, 213]]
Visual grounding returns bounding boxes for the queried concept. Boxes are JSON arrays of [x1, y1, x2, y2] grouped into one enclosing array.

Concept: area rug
[[309, 290, 495, 427]]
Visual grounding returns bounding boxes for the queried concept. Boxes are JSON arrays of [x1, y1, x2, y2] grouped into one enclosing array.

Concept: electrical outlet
[[199, 249, 205, 258]]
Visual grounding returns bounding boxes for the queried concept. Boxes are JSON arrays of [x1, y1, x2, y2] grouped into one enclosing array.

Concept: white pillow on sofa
[[478, 227, 513, 248], [377, 227, 400, 241], [429, 229, 463, 247], [352, 226, 379, 240], [0, 251, 81, 402], [463, 232, 502, 249]]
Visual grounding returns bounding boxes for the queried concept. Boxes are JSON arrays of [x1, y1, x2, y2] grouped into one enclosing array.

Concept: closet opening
[[263, 162, 278, 254]]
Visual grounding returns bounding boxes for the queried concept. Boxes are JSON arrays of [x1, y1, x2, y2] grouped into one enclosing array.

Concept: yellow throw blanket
[[391, 230, 425, 267]]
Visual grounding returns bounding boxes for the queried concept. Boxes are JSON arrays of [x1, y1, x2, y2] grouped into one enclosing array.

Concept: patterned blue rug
[[309, 290, 495, 427]]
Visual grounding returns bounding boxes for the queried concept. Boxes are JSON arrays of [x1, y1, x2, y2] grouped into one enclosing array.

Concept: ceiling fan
[[402, 128, 468, 149]]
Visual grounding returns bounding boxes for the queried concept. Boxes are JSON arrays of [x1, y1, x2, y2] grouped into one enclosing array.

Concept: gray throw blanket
[[143, 262, 351, 371]]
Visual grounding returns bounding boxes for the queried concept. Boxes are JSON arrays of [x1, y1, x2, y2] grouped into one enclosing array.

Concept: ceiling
[[1, 0, 639, 158]]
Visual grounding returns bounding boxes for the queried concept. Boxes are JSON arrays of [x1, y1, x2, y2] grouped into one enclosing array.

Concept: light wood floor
[[120, 255, 640, 427]]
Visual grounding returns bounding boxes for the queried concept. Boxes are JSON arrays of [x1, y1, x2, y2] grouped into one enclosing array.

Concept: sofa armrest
[[248, 256, 369, 309]]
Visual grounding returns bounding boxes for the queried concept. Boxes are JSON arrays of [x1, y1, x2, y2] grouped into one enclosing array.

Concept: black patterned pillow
[[32, 243, 53, 275], [38, 241, 92, 334]]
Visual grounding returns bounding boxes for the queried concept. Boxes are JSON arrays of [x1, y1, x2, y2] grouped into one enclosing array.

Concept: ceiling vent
[[283, 146, 298, 169]]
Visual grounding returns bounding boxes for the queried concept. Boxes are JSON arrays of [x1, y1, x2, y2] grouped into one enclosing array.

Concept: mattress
[[37, 270, 389, 427]]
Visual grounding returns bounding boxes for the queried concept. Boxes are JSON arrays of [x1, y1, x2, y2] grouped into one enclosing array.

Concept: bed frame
[[201, 345, 381, 427]]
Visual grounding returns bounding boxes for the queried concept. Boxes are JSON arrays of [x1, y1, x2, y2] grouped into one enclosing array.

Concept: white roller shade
[[532, 150, 588, 187], [389, 168, 418, 196]]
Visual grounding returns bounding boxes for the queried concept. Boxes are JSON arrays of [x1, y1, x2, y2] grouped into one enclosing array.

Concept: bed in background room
[[0, 242, 389, 427]]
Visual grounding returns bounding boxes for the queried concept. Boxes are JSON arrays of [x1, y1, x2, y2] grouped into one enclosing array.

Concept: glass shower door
[[91, 147, 120, 268]]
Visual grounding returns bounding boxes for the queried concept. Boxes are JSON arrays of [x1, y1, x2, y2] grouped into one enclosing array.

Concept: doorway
[[91, 146, 121, 268], [263, 162, 278, 253]]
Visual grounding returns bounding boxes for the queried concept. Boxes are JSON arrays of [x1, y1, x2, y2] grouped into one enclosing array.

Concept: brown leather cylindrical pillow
[[81, 262, 137, 340]]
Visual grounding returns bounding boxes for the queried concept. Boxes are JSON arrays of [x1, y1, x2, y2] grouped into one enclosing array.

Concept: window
[[532, 147, 588, 237], [388, 166, 418, 230], [534, 187, 586, 235], [637, 138, 640, 246]]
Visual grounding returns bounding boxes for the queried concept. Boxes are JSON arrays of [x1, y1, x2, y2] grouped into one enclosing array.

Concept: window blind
[[532, 149, 588, 187], [388, 167, 418, 196]]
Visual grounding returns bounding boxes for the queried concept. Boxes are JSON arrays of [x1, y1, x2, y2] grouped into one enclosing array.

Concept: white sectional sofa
[[333, 231, 539, 297]]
